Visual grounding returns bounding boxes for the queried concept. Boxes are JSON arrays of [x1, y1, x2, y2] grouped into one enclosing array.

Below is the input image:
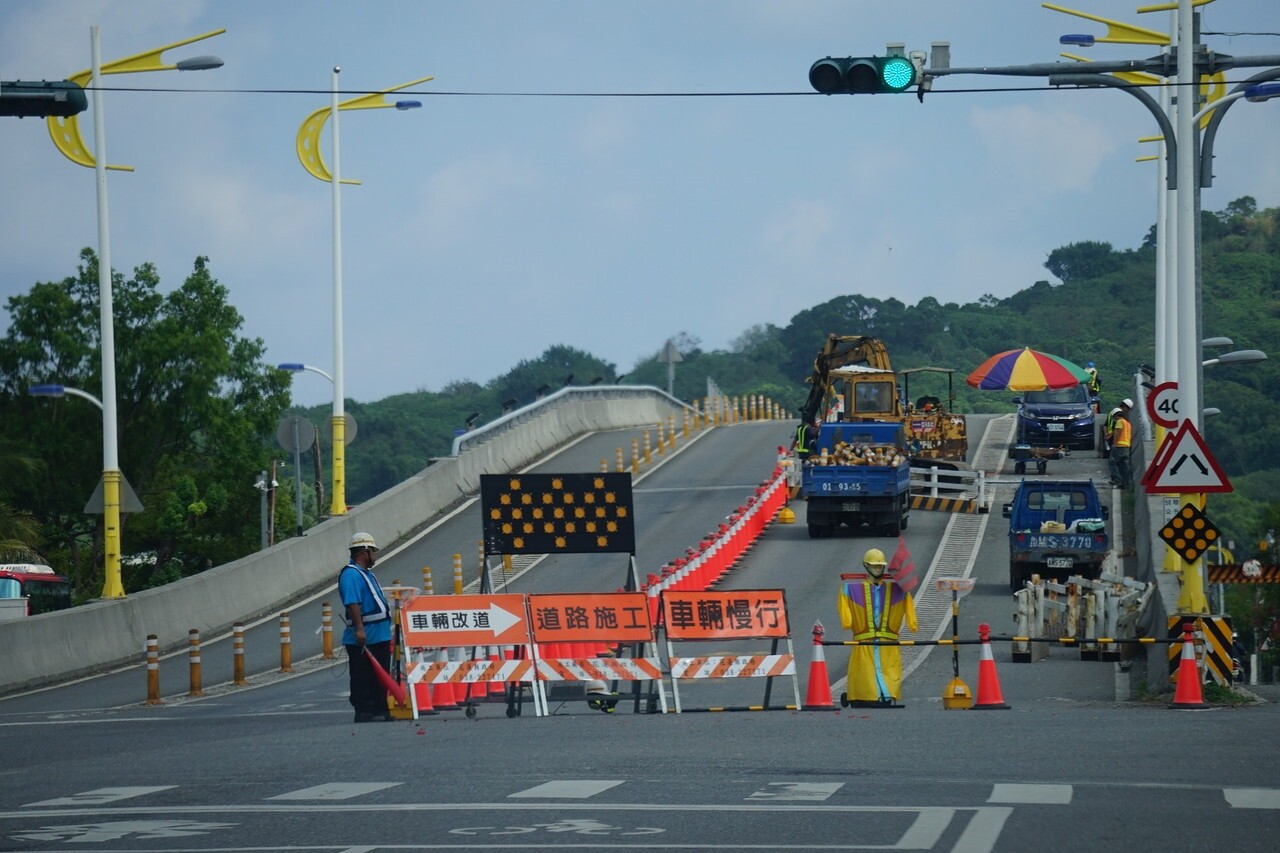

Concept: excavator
[[798, 334, 968, 464]]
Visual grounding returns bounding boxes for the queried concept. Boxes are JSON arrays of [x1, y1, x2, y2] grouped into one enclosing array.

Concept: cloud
[[969, 104, 1118, 192]]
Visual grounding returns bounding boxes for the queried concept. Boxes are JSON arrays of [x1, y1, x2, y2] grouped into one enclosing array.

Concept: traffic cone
[[430, 647, 459, 710], [410, 652, 437, 717], [971, 623, 1010, 710], [1170, 622, 1210, 709], [801, 621, 836, 710]]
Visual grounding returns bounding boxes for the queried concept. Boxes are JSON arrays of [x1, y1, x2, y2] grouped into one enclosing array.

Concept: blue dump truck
[[801, 421, 911, 539], [1001, 479, 1110, 591]]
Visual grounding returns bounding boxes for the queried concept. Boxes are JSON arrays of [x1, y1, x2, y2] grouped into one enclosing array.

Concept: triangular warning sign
[[1140, 430, 1178, 489], [1144, 421, 1232, 494]]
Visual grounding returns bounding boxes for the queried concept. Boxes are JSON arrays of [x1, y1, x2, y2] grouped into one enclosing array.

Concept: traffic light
[[809, 56, 918, 94], [0, 80, 88, 118]]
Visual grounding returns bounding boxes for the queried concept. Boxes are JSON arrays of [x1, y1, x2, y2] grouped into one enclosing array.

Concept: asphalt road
[[3, 417, 1277, 852]]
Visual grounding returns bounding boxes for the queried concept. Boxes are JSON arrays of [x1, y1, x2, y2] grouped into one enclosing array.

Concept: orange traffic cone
[[411, 653, 437, 717], [972, 623, 1010, 710], [802, 622, 836, 710], [1170, 622, 1210, 710], [430, 647, 459, 710]]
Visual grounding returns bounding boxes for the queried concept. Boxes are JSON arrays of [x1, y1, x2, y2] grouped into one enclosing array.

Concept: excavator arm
[[799, 334, 893, 423]]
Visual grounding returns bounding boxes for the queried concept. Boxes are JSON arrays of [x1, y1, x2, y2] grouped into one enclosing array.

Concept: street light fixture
[[1059, 34, 1096, 47], [296, 70, 431, 517], [42, 28, 225, 600], [29, 384, 105, 410], [277, 362, 335, 383], [1203, 349, 1267, 368], [1201, 337, 1233, 349]]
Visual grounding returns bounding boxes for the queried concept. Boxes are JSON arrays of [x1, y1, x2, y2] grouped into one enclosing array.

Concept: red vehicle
[[0, 564, 72, 620]]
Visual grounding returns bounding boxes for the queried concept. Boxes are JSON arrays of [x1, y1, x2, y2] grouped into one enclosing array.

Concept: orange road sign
[[660, 589, 790, 640], [527, 592, 654, 644], [400, 593, 530, 647]]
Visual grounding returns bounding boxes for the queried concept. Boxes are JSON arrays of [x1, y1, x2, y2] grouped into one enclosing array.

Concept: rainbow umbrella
[[965, 347, 1091, 392]]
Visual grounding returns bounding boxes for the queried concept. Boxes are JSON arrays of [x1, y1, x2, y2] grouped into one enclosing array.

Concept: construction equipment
[[798, 334, 968, 464]]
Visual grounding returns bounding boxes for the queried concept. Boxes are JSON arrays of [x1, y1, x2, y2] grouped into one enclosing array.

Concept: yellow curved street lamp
[[295, 71, 431, 517], [47, 28, 226, 171], [45, 28, 223, 600]]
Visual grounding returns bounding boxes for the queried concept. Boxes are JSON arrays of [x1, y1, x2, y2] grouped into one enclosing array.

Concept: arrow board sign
[[400, 594, 530, 647], [1144, 421, 1232, 494]]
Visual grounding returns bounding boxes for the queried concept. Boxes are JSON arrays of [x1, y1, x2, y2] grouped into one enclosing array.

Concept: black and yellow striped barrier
[[910, 494, 978, 513]]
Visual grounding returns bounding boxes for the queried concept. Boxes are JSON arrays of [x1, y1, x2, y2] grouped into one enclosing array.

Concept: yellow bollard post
[[683, 407, 690, 438], [453, 553, 464, 595], [232, 622, 247, 685], [615, 447, 624, 471], [187, 629, 203, 697], [667, 415, 675, 448], [600, 457, 607, 472], [321, 602, 335, 660], [644, 430, 652, 465], [477, 539, 485, 580], [422, 565, 433, 597], [145, 634, 162, 705], [278, 611, 293, 673], [631, 437, 639, 473]]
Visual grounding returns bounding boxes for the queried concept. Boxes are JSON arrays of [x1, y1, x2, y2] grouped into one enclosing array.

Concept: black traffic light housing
[[0, 80, 88, 118], [809, 56, 918, 94]]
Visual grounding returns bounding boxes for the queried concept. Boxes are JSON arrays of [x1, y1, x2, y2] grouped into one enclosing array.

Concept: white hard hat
[[349, 532, 378, 551], [1110, 407, 1122, 416], [1121, 398, 1134, 408]]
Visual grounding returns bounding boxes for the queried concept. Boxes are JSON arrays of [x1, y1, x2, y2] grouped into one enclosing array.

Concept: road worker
[[837, 547, 917, 706]]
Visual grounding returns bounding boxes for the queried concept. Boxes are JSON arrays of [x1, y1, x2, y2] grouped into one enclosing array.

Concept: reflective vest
[[795, 424, 813, 454], [1086, 368, 1101, 393], [852, 579, 899, 642], [339, 562, 390, 626], [1113, 416, 1132, 449]]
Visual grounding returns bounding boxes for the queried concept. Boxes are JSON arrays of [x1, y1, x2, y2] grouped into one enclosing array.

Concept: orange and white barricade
[[659, 588, 801, 713]]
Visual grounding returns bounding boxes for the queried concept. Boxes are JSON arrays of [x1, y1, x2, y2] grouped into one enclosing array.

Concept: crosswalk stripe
[[746, 782, 843, 801], [987, 784, 1073, 804], [1224, 788, 1280, 809], [268, 783, 400, 800], [22, 787, 175, 808], [508, 780, 624, 799]]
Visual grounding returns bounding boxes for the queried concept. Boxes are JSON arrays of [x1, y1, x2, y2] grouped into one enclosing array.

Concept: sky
[[3, 1, 1279, 407]]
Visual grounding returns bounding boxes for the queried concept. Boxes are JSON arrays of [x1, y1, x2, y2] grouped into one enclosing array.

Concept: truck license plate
[[1047, 423, 1065, 432], [841, 502, 861, 512], [1046, 557, 1073, 569]]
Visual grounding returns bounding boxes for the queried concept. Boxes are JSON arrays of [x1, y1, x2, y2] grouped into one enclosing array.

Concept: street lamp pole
[[330, 66, 347, 518], [295, 71, 430, 518], [90, 26, 124, 599]]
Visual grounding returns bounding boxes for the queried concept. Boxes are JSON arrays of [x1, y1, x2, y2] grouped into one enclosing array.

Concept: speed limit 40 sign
[[1147, 381, 1180, 428]]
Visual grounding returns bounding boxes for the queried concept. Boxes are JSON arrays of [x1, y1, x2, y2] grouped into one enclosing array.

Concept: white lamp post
[[295, 70, 430, 517]]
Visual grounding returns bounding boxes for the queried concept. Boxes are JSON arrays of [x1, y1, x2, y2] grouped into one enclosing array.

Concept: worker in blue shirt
[[340, 532, 394, 722]]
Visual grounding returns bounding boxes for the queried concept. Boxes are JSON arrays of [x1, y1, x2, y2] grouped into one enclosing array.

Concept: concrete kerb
[[0, 389, 689, 695]]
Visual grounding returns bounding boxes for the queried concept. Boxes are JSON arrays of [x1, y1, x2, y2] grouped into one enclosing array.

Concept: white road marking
[[746, 782, 843, 801], [22, 787, 175, 807], [987, 783, 1072, 804], [508, 780, 625, 799], [268, 783, 400, 800], [1224, 787, 1280, 809]]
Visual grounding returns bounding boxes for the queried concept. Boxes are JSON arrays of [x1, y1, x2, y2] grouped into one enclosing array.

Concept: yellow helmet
[[862, 548, 888, 568]]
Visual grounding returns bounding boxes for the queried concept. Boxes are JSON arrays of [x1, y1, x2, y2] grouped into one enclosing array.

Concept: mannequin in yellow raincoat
[[837, 548, 917, 705]]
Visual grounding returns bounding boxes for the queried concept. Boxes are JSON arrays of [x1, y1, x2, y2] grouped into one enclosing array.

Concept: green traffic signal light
[[808, 56, 918, 95], [0, 80, 88, 118]]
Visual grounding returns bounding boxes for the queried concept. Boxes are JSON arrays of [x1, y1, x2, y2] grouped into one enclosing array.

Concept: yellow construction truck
[[797, 334, 968, 464]]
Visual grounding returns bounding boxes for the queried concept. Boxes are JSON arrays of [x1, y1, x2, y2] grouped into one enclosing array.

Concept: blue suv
[[1012, 384, 1098, 450]]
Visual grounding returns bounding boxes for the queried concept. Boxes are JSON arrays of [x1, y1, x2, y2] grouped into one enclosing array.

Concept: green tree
[[0, 250, 292, 594], [1044, 240, 1122, 284]]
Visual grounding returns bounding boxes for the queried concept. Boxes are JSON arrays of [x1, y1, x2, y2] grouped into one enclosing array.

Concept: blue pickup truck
[[801, 421, 911, 539], [1001, 479, 1109, 591]]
